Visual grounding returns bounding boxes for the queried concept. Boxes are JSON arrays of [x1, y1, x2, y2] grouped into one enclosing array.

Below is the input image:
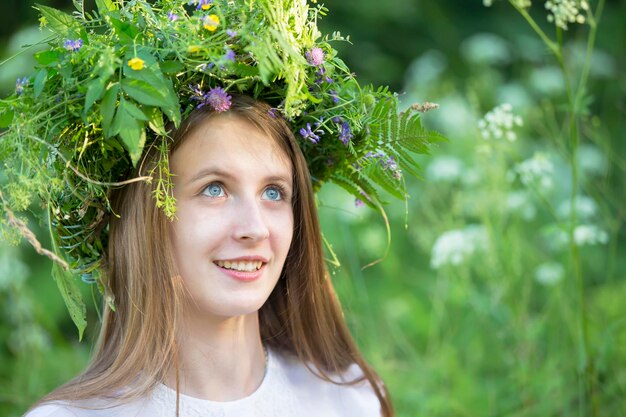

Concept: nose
[[232, 198, 270, 242]]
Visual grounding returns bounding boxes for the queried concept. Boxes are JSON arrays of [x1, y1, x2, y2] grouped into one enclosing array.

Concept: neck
[[166, 311, 267, 401]]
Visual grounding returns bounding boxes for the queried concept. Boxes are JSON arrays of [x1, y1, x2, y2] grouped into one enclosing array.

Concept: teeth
[[216, 260, 263, 272]]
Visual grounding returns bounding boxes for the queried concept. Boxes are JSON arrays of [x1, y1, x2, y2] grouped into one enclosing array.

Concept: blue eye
[[202, 183, 225, 197], [263, 186, 282, 201]]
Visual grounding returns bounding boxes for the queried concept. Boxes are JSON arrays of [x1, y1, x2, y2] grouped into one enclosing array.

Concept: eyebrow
[[187, 168, 292, 187]]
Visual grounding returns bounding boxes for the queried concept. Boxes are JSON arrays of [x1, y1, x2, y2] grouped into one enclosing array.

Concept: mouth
[[214, 260, 265, 272]]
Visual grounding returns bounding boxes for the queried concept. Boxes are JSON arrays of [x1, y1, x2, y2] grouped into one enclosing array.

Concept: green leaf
[[109, 16, 140, 44], [84, 78, 106, 114], [121, 78, 166, 107], [52, 264, 87, 340], [95, 0, 117, 13], [146, 107, 166, 136], [36, 4, 77, 34], [34, 50, 59, 66], [160, 60, 185, 75], [115, 98, 146, 166], [0, 109, 14, 128], [100, 83, 119, 138], [123, 100, 149, 121], [33, 69, 47, 98]]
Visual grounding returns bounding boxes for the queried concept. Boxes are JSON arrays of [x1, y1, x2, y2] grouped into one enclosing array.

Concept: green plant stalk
[[508, 2, 605, 415]]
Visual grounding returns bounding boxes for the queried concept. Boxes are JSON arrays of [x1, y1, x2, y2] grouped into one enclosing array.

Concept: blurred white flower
[[431, 225, 488, 269], [578, 144, 608, 177], [535, 262, 565, 286], [574, 224, 609, 246], [460, 33, 511, 65], [506, 191, 537, 220], [426, 156, 464, 182], [556, 195, 598, 220], [513, 152, 554, 190], [478, 103, 523, 142], [545, 0, 588, 30], [530, 66, 565, 95]]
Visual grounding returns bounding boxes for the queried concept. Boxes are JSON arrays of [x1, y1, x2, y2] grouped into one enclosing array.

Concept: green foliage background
[[1, 1, 624, 416]]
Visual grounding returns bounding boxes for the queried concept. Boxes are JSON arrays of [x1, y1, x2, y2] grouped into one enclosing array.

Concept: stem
[[508, 1, 560, 57]]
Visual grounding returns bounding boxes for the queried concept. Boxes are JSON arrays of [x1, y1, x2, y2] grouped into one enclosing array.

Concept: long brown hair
[[36, 95, 394, 417]]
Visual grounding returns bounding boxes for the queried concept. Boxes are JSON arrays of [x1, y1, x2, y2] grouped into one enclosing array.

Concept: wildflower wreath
[[0, 0, 442, 334]]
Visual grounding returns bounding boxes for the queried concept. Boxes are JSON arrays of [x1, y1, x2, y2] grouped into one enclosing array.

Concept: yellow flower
[[128, 57, 145, 71], [187, 45, 201, 54], [203, 14, 220, 32], [201, 3, 212, 10]]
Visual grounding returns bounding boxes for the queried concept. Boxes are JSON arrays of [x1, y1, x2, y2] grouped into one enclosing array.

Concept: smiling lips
[[215, 260, 263, 272]]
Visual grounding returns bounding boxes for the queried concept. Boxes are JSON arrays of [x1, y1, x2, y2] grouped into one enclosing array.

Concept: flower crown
[[0, 0, 442, 334]]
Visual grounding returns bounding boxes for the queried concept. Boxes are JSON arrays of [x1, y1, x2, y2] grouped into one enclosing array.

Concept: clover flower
[[305, 47, 325, 66], [299, 123, 323, 144], [167, 11, 179, 21], [191, 86, 232, 112], [128, 57, 145, 71], [190, 0, 213, 10], [63, 39, 83, 52], [478, 103, 523, 142], [15, 77, 29, 95], [545, 0, 588, 30], [203, 14, 220, 31]]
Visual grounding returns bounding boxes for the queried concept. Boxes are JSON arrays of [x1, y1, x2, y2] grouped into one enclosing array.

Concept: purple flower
[[338, 122, 353, 145], [329, 90, 339, 104], [355, 199, 365, 208], [205, 87, 231, 112], [223, 48, 235, 62], [299, 123, 323, 144], [226, 29, 237, 38], [190, 85, 232, 112], [190, 0, 213, 10], [167, 11, 179, 21], [268, 108, 279, 118], [63, 38, 83, 52], [15, 77, 28, 95], [305, 47, 325, 66]]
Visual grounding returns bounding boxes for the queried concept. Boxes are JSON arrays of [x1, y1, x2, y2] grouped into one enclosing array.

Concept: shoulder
[[272, 350, 382, 417], [22, 397, 156, 417], [23, 404, 79, 417]]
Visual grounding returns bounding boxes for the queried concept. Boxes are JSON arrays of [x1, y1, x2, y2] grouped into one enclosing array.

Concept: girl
[[24, 95, 393, 417]]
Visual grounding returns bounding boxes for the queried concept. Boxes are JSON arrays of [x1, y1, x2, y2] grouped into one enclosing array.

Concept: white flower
[[535, 262, 565, 285], [545, 0, 587, 30], [426, 156, 464, 182], [506, 191, 537, 220], [574, 224, 609, 246], [478, 103, 523, 142], [431, 225, 488, 269], [556, 195, 597, 221], [513, 152, 554, 190]]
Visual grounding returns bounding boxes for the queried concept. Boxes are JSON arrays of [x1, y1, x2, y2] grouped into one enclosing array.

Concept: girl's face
[[169, 114, 294, 319]]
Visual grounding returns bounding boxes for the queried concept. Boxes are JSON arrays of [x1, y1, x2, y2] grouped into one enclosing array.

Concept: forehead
[[170, 113, 292, 180]]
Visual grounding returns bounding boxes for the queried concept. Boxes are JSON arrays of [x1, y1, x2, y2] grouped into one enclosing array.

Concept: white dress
[[23, 348, 382, 417]]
